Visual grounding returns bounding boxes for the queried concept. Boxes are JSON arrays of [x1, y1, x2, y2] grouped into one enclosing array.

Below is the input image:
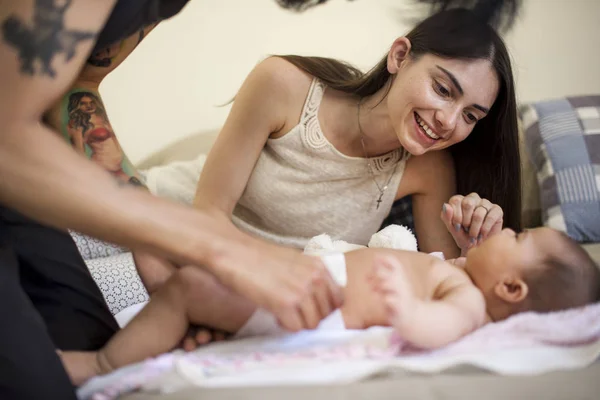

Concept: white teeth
[[415, 113, 440, 140]]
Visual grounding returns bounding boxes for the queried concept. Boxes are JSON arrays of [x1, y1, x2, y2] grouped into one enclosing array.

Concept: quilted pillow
[[520, 95, 600, 242]]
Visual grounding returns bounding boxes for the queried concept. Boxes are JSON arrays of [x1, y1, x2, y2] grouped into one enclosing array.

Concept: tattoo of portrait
[[1, 0, 96, 78], [62, 89, 146, 188]]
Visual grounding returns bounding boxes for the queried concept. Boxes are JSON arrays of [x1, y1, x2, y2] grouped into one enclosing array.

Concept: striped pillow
[[520, 95, 600, 242]]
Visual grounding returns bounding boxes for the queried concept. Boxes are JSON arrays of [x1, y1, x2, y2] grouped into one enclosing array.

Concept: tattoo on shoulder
[[1, 0, 96, 78]]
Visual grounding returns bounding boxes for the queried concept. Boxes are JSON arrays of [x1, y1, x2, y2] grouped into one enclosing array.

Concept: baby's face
[[464, 227, 563, 291]]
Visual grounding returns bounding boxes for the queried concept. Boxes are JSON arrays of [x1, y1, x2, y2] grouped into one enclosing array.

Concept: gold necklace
[[357, 99, 397, 210]]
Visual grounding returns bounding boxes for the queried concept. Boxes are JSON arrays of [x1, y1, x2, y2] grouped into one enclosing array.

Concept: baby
[[61, 227, 600, 385]]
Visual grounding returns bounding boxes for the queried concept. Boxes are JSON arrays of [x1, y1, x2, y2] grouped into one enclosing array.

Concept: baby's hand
[[371, 256, 416, 330]]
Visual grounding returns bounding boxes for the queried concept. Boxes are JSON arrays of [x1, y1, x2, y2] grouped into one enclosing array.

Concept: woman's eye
[[434, 81, 450, 98], [465, 112, 478, 123]]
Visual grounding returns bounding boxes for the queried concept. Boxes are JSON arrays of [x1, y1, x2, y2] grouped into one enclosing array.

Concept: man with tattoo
[[0, 0, 519, 398], [0, 1, 345, 398]]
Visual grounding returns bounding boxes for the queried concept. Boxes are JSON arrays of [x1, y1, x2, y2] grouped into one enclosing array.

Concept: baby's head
[[464, 227, 600, 321]]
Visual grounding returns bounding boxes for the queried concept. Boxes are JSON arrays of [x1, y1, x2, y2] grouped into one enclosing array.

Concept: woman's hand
[[440, 193, 503, 255]]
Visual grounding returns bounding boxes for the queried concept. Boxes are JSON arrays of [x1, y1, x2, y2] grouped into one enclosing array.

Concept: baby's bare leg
[[133, 251, 177, 293], [62, 266, 256, 385]]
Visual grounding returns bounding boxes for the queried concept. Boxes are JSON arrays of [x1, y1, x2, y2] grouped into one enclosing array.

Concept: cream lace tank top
[[231, 79, 410, 248]]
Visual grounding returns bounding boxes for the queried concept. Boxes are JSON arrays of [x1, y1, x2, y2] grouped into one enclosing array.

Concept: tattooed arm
[[0, 0, 342, 332], [46, 84, 145, 185], [45, 24, 157, 185]]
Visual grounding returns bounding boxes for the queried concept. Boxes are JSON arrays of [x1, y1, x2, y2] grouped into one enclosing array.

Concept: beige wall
[[99, 0, 600, 164]]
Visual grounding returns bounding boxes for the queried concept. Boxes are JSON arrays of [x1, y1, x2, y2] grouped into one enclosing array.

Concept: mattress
[[122, 361, 600, 400]]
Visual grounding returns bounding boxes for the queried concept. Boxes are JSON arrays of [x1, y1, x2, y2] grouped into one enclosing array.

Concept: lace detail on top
[[231, 78, 411, 249], [299, 79, 405, 174], [301, 79, 329, 150]]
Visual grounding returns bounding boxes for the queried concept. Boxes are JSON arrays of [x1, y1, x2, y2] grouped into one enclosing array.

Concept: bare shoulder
[[248, 57, 315, 132], [434, 263, 485, 311], [432, 259, 471, 290], [401, 149, 455, 195], [250, 57, 313, 104]]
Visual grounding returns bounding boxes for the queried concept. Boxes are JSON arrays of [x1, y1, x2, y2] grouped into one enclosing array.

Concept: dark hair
[[416, 0, 521, 32], [277, 0, 521, 32], [525, 232, 600, 313], [276, 0, 330, 11], [274, 6, 522, 230], [67, 91, 107, 134]]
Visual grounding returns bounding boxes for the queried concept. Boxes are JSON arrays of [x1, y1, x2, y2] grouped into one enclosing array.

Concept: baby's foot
[[372, 256, 414, 330], [181, 325, 231, 352], [58, 350, 114, 386]]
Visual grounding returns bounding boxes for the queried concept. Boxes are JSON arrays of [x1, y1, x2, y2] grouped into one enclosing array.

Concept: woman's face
[[78, 96, 97, 114], [386, 41, 500, 156]]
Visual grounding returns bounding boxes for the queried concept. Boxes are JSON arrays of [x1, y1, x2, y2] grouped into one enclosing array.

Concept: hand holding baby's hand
[[441, 193, 503, 255]]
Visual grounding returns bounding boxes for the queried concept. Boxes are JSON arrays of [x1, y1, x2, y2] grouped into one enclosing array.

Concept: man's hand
[[207, 234, 344, 332]]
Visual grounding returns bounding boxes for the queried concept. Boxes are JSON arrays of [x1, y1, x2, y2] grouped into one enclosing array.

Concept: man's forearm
[[0, 119, 239, 269]]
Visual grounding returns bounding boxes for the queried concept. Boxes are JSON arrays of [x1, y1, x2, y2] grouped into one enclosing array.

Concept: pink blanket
[[400, 301, 600, 357], [78, 302, 600, 400]]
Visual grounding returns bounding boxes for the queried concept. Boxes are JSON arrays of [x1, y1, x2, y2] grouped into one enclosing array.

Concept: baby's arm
[[374, 256, 486, 349]]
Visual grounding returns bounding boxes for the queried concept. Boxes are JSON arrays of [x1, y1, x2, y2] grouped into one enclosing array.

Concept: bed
[[122, 363, 600, 400], [108, 120, 600, 400]]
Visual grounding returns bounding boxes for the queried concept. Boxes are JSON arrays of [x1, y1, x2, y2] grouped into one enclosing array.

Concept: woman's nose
[[434, 106, 460, 132]]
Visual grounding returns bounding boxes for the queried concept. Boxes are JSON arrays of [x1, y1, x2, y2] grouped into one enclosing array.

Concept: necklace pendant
[[376, 194, 383, 209]]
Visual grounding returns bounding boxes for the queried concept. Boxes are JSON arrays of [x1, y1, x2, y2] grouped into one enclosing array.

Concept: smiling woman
[[193, 6, 521, 260]]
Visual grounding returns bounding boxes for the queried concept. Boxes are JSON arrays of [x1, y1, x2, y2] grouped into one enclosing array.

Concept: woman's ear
[[387, 37, 412, 74], [494, 277, 529, 304]]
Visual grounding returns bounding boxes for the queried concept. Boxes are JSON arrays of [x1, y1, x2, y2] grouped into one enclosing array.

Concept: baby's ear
[[494, 277, 528, 304]]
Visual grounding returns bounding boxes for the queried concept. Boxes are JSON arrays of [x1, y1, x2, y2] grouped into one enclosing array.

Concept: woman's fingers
[[443, 194, 504, 251], [442, 198, 470, 250], [460, 192, 482, 231], [479, 203, 503, 239], [467, 205, 488, 241], [448, 195, 464, 232], [440, 202, 455, 232]]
